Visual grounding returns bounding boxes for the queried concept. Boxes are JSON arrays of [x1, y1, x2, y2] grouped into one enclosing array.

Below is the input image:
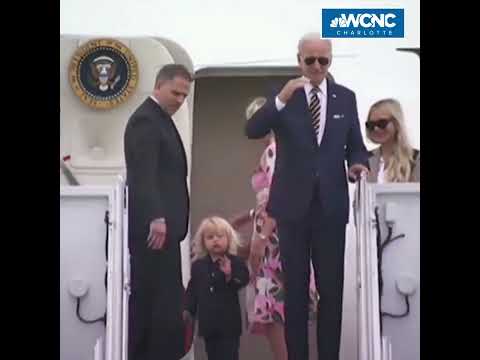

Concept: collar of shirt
[[149, 95, 161, 107], [150, 95, 170, 116], [304, 77, 327, 103], [209, 254, 224, 264]]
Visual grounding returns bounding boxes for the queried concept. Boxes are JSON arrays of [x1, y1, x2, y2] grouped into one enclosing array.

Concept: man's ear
[[154, 79, 167, 90], [296, 53, 301, 65]]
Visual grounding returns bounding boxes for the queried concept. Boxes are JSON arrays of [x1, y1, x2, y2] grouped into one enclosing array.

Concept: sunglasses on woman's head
[[303, 56, 330, 66], [365, 118, 392, 131]]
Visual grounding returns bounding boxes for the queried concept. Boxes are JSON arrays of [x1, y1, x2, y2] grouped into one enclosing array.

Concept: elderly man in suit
[[246, 33, 369, 360], [124, 64, 192, 360]]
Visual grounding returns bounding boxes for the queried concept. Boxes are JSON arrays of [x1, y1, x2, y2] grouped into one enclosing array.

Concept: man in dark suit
[[245, 33, 369, 360], [124, 64, 193, 360]]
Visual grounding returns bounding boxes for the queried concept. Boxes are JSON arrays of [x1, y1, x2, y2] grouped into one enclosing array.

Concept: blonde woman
[[184, 216, 249, 360], [365, 98, 420, 183]]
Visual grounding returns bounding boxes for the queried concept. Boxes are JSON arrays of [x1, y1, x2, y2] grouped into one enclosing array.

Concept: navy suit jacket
[[185, 254, 249, 338], [125, 98, 190, 253], [245, 79, 368, 223]]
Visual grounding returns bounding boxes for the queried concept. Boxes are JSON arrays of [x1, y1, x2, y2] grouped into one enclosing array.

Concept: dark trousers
[[128, 238, 185, 360], [204, 335, 240, 360], [278, 193, 346, 360]]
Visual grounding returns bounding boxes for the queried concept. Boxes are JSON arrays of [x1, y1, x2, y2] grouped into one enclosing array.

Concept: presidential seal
[[69, 38, 139, 110]]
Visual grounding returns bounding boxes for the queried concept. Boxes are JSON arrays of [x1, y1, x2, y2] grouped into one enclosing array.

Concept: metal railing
[[354, 174, 385, 360]]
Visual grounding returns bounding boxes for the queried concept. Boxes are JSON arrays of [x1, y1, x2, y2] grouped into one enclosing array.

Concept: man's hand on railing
[[353, 168, 368, 228], [348, 164, 369, 183]]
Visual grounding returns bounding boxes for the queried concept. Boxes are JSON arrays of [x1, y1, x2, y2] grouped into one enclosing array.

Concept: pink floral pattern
[[246, 142, 318, 334]]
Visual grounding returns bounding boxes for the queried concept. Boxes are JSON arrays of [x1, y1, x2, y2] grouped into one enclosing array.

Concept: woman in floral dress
[[230, 98, 318, 360]]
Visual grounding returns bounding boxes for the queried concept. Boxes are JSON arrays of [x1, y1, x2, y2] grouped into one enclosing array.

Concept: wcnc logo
[[322, 9, 404, 38]]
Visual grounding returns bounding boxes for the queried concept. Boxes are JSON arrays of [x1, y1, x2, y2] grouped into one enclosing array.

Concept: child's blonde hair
[[192, 216, 240, 261]]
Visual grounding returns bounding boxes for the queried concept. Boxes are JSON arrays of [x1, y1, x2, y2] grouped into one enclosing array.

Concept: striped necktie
[[309, 86, 321, 142]]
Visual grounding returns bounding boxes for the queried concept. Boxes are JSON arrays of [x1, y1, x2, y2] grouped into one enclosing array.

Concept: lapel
[[292, 78, 341, 147], [288, 79, 344, 147], [321, 79, 341, 147], [154, 99, 186, 154], [325, 79, 338, 126], [290, 87, 317, 146], [168, 115, 188, 171], [149, 98, 188, 172]]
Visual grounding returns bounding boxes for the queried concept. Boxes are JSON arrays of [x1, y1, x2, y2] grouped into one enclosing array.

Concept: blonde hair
[[367, 98, 414, 182], [192, 216, 240, 261], [246, 97, 267, 120]]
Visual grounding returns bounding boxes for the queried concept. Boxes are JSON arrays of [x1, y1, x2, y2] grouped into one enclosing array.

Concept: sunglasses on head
[[365, 118, 392, 131], [303, 56, 330, 66]]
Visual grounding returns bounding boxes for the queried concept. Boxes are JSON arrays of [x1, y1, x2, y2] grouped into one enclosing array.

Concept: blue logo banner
[[322, 9, 404, 38]]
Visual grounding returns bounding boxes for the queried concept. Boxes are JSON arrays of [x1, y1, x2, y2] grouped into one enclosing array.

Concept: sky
[[60, 0, 419, 68]]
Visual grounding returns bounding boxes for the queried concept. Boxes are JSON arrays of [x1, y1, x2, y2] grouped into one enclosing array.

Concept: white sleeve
[[275, 96, 286, 111]]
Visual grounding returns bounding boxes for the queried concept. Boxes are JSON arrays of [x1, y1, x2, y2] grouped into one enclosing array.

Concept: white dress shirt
[[275, 77, 328, 145], [150, 95, 160, 106]]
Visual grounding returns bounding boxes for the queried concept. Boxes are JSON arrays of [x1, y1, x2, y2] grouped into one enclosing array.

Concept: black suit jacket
[[245, 79, 369, 223], [124, 97, 190, 252], [185, 254, 249, 338]]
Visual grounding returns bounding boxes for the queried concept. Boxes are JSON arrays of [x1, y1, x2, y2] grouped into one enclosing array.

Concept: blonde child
[[184, 216, 249, 360]]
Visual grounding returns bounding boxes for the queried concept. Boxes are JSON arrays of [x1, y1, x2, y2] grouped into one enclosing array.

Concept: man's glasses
[[303, 56, 330, 66], [365, 118, 392, 131]]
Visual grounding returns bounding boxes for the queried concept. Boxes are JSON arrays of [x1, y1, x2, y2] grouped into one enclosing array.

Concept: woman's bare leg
[[265, 322, 288, 360]]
